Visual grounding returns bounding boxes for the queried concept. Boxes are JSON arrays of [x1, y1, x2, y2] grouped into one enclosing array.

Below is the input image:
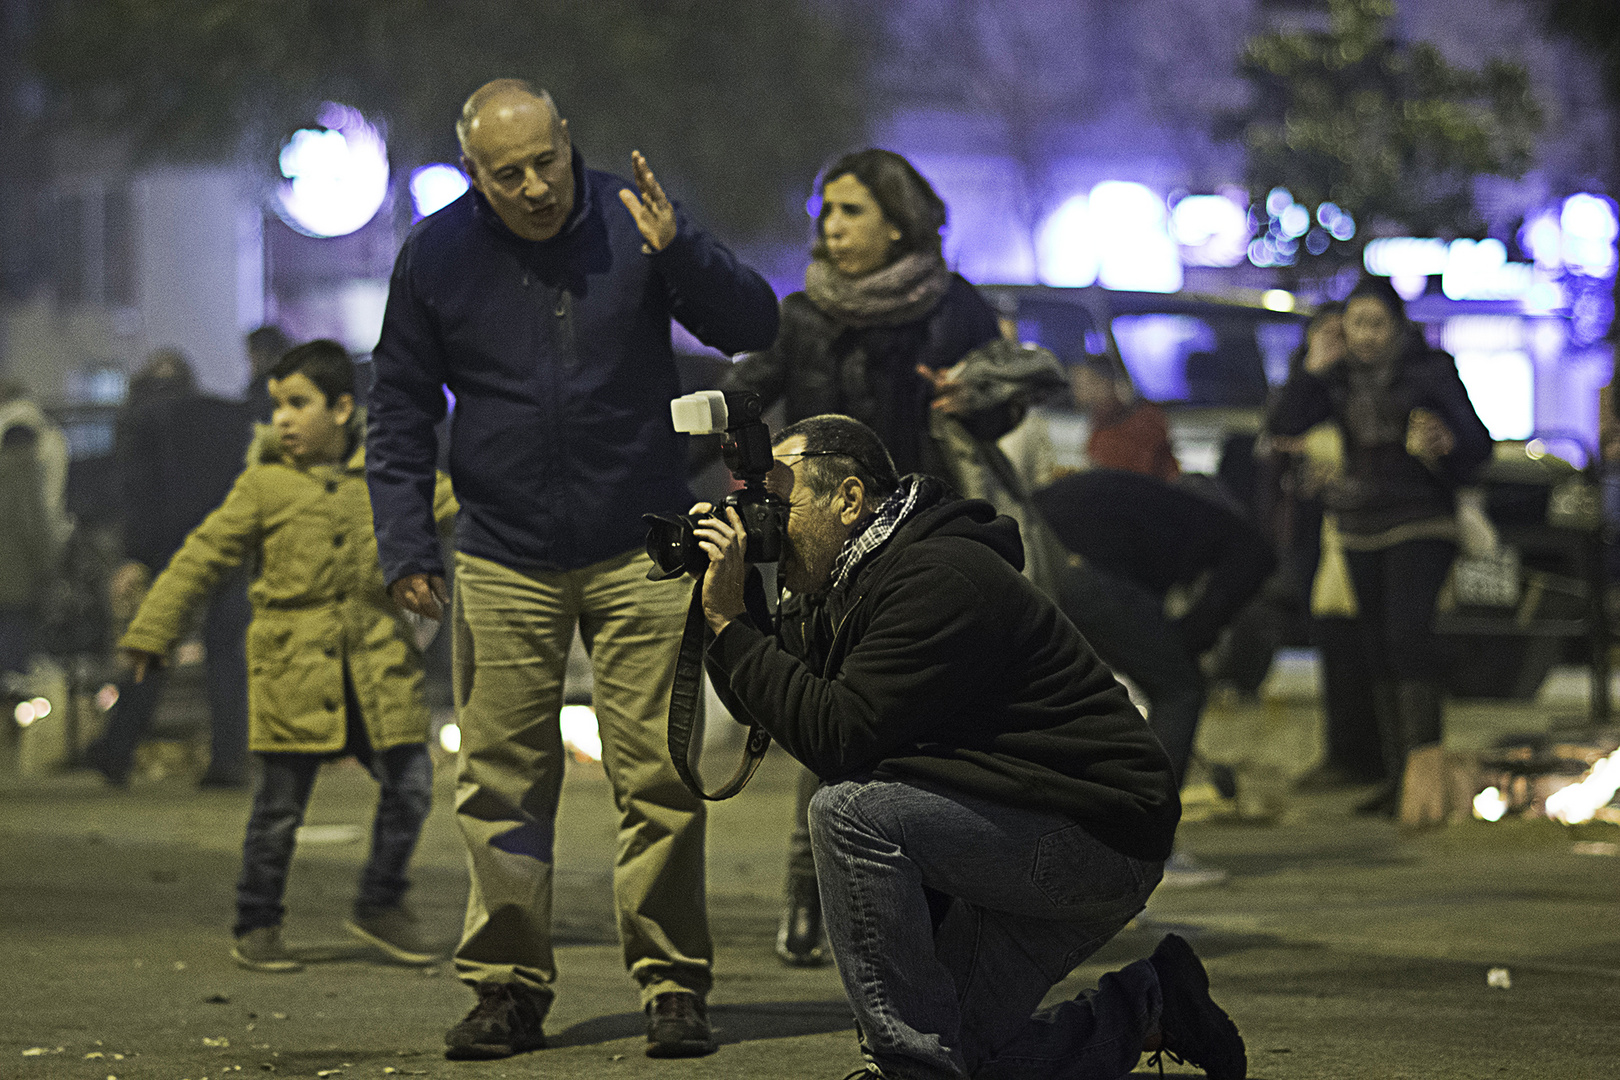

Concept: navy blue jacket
[[367, 150, 779, 582]]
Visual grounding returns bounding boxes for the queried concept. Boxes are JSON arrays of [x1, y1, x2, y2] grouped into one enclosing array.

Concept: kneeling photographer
[[686, 412, 1247, 1080]]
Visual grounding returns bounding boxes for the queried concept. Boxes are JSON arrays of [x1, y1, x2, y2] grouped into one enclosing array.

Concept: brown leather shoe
[[645, 991, 716, 1058]]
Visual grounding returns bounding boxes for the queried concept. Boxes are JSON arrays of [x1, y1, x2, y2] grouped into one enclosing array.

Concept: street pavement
[[3, 674, 1619, 1080]]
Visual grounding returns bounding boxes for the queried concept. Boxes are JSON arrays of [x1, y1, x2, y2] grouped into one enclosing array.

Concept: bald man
[[367, 80, 779, 1061]]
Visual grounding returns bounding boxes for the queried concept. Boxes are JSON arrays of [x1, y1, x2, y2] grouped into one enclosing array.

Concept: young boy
[[119, 341, 456, 972]]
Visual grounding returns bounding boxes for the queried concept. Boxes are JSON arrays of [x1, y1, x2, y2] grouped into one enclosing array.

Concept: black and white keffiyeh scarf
[[828, 474, 942, 592]]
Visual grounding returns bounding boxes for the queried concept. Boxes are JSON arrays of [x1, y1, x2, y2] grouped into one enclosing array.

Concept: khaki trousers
[[450, 550, 711, 1004]]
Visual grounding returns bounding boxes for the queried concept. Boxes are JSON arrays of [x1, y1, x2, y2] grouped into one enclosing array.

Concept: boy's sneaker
[[444, 981, 550, 1060], [231, 926, 304, 973], [1146, 933, 1246, 1080], [645, 992, 716, 1058], [345, 906, 439, 965]]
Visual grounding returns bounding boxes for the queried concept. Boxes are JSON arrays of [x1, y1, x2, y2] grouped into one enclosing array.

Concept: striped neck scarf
[[828, 475, 936, 592]]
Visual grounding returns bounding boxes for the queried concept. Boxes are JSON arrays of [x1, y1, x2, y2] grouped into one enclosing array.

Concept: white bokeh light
[[1454, 348, 1533, 440], [1171, 194, 1250, 267], [560, 705, 603, 763], [1037, 183, 1183, 292], [1035, 194, 1099, 287], [1089, 182, 1182, 293], [1560, 193, 1619, 278], [276, 103, 390, 238], [411, 164, 470, 219]]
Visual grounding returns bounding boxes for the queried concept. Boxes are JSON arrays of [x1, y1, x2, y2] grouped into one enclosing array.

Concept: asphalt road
[[3, 738, 1619, 1080]]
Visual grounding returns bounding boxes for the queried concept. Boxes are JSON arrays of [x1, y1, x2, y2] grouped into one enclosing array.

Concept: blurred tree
[[881, 0, 1251, 269], [29, 0, 875, 242], [1229, 0, 1542, 275], [1544, 0, 1620, 104]]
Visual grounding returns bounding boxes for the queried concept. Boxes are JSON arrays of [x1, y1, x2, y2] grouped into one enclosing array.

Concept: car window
[[1257, 322, 1305, 386], [1111, 315, 1212, 401], [1010, 302, 1102, 366], [1112, 313, 1275, 406]]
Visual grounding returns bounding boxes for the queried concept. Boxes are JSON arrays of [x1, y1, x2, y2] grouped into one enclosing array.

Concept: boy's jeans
[[810, 779, 1164, 1080], [235, 742, 432, 936]]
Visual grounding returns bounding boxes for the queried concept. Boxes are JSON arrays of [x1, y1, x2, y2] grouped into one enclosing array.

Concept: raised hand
[[617, 151, 677, 254], [916, 361, 971, 415], [1406, 408, 1455, 461]]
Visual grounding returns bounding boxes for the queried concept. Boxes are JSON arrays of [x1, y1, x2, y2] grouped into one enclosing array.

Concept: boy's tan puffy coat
[[120, 429, 456, 754]]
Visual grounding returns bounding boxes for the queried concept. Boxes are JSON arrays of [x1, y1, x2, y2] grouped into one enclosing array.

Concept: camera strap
[[666, 568, 773, 801]]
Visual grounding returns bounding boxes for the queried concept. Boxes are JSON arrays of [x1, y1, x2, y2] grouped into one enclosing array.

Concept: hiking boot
[[444, 981, 550, 1060], [230, 926, 304, 973], [1146, 934, 1246, 1080], [645, 992, 716, 1058], [776, 875, 827, 967], [345, 905, 439, 965]]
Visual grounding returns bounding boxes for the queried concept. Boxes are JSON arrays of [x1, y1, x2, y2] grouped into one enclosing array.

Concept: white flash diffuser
[[670, 390, 729, 435]]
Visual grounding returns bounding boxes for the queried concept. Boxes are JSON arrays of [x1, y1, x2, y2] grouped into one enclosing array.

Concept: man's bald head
[[456, 79, 563, 157], [455, 79, 576, 242]]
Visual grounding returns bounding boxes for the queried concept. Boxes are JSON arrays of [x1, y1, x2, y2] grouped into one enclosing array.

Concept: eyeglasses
[[773, 451, 849, 463], [773, 450, 882, 478]]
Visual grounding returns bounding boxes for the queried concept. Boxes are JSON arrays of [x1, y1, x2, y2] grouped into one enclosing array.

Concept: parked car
[[978, 284, 1308, 475]]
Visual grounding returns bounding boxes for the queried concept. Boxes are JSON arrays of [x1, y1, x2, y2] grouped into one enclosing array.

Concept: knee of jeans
[[396, 785, 433, 823], [1383, 628, 1437, 677], [249, 806, 303, 842], [807, 779, 860, 848]]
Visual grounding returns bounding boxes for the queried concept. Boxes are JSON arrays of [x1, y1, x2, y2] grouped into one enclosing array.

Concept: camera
[[644, 390, 787, 581]]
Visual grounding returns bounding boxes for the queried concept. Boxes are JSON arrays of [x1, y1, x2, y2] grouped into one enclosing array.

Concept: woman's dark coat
[[1266, 340, 1492, 537], [721, 275, 999, 478]]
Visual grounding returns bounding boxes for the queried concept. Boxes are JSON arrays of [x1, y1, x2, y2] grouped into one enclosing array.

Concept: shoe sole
[[1158, 869, 1230, 888], [230, 946, 303, 973], [344, 918, 440, 965], [645, 1037, 717, 1059], [1151, 935, 1247, 1080], [775, 943, 828, 967], [444, 1039, 546, 1061]]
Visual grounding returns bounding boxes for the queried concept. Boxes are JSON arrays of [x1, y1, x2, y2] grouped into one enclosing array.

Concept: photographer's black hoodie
[[705, 492, 1180, 862]]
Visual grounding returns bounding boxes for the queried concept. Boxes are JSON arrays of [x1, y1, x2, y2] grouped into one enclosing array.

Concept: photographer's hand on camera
[[690, 503, 748, 635]]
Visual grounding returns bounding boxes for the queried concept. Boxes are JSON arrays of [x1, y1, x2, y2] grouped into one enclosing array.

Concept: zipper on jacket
[[823, 591, 868, 675]]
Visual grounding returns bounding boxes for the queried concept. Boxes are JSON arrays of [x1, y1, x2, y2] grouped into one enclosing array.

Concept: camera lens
[[643, 513, 708, 581]]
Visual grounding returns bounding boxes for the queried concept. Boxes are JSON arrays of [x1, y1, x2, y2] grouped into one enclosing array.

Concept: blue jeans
[[810, 780, 1165, 1080], [234, 730, 433, 936]]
